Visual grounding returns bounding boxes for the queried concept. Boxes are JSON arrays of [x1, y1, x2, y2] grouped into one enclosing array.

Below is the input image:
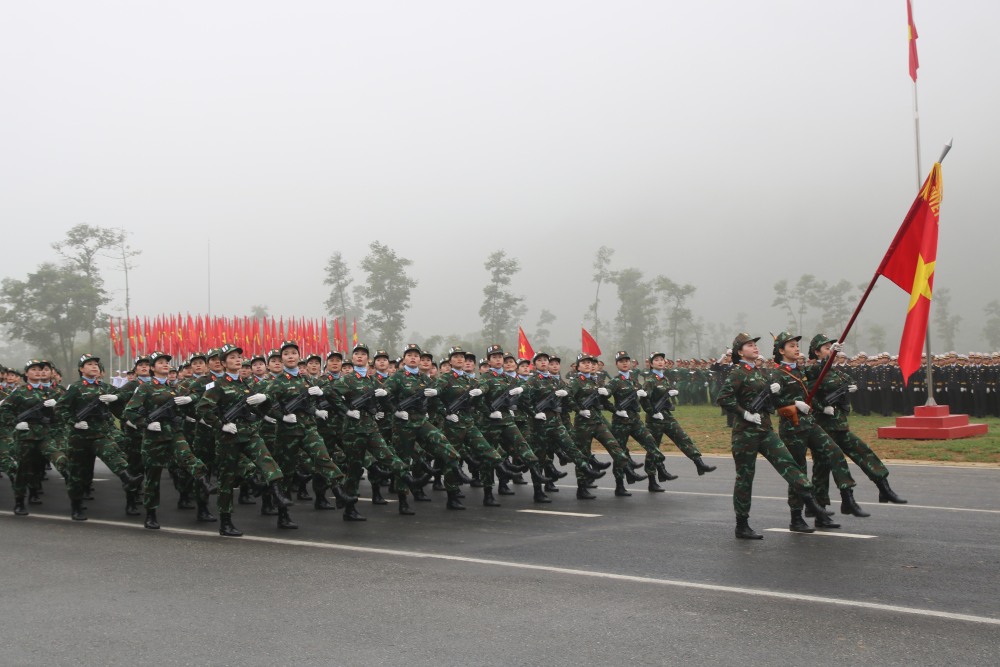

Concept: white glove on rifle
[[652, 412, 664, 421], [308, 386, 324, 396], [489, 410, 503, 419], [394, 411, 409, 421], [147, 422, 162, 432], [15, 422, 29, 431], [282, 413, 297, 424], [446, 414, 459, 423], [374, 388, 388, 398], [769, 383, 781, 394], [554, 389, 568, 397], [534, 412, 546, 421], [98, 394, 118, 403], [743, 411, 761, 425], [263, 416, 277, 424], [668, 389, 679, 397], [597, 388, 609, 396], [185, 416, 197, 423], [221, 423, 238, 434], [246, 394, 267, 406], [615, 410, 628, 418], [346, 409, 361, 420], [795, 400, 811, 414], [125, 420, 136, 429], [423, 388, 438, 397], [578, 409, 591, 419], [43, 399, 57, 408], [469, 388, 483, 397], [508, 387, 523, 396], [847, 385, 858, 394], [73, 421, 89, 430], [823, 406, 835, 415], [636, 390, 647, 398], [173, 395, 192, 406], [314, 409, 329, 420], [375, 411, 384, 419]]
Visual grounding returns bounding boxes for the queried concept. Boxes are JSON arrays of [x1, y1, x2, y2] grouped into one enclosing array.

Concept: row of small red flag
[[516, 326, 602, 362]]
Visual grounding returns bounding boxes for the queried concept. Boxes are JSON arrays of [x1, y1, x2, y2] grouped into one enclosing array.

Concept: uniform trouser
[[341, 424, 408, 497], [0, 433, 17, 475], [731, 429, 813, 518], [530, 418, 584, 470], [646, 417, 702, 461], [572, 417, 629, 477], [141, 435, 208, 511], [811, 428, 888, 505], [394, 419, 463, 492], [191, 424, 217, 475], [12, 436, 68, 497], [610, 418, 663, 477], [442, 422, 502, 486], [480, 421, 538, 486], [273, 425, 347, 495], [65, 434, 130, 501], [216, 433, 284, 514], [780, 422, 856, 510], [316, 424, 346, 464]]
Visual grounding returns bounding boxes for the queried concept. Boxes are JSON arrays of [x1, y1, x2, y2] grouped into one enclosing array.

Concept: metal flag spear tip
[[938, 139, 953, 163]]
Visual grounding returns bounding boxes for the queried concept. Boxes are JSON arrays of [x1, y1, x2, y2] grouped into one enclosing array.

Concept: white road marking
[[765, 528, 877, 539], [3, 511, 998, 627], [516, 509, 601, 518]]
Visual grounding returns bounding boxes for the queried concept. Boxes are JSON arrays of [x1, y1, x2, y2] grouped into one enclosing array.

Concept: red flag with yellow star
[[877, 162, 942, 383], [517, 326, 535, 361]]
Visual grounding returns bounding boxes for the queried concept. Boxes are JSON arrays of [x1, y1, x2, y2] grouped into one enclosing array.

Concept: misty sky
[[2, 1, 997, 356]]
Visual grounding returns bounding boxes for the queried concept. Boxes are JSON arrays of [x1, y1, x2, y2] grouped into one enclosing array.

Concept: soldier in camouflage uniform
[[108, 354, 153, 516], [642, 352, 717, 480], [56, 354, 144, 521], [196, 344, 293, 536], [717, 333, 829, 540], [123, 352, 217, 530], [807, 334, 907, 508], [770, 332, 868, 532], [0, 360, 70, 516], [603, 351, 657, 496], [310, 350, 349, 510]]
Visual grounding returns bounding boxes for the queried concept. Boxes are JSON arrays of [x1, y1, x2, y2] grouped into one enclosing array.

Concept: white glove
[[668, 389, 679, 397], [99, 394, 118, 403], [469, 388, 483, 397], [15, 422, 29, 431], [282, 413, 297, 424], [221, 423, 238, 434], [314, 409, 329, 420], [246, 393, 267, 405], [43, 399, 57, 408], [185, 416, 197, 422], [394, 411, 409, 421], [489, 410, 503, 419], [73, 421, 89, 430], [423, 388, 438, 397], [652, 412, 664, 421], [554, 389, 568, 397], [794, 400, 811, 414], [446, 414, 460, 423], [914, 387, 920, 392], [742, 411, 761, 425], [578, 409, 591, 419], [615, 410, 628, 418], [263, 416, 277, 424], [847, 385, 858, 393], [173, 395, 192, 406], [508, 386, 523, 396], [823, 406, 835, 416], [375, 411, 385, 419], [509, 409, 516, 417], [597, 388, 609, 396], [308, 386, 323, 396], [831, 341, 843, 353], [125, 420, 136, 429], [147, 422, 162, 432], [374, 388, 388, 398], [199, 419, 208, 426], [534, 412, 546, 421], [960, 387, 967, 393], [346, 409, 361, 420], [769, 383, 781, 394], [636, 390, 647, 398]]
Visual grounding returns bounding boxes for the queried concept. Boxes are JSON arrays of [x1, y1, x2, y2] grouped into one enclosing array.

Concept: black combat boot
[[814, 511, 841, 530], [446, 490, 466, 510], [13, 497, 28, 515], [260, 492, 278, 516], [28, 489, 42, 505], [576, 483, 596, 500], [483, 486, 501, 507], [197, 475, 218, 496], [532, 483, 552, 503], [432, 475, 446, 491], [269, 481, 292, 508], [177, 492, 195, 510], [735, 516, 763, 540], [296, 474, 312, 501], [371, 483, 388, 506], [511, 473, 528, 485], [313, 476, 334, 510], [614, 478, 632, 497], [789, 509, 815, 533], [693, 457, 717, 475], [655, 462, 678, 482], [71, 499, 87, 521], [626, 455, 644, 471], [840, 488, 871, 517], [398, 493, 415, 516], [219, 513, 243, 537], [543, 481, 559, 493], [588, 454, 612, 471], [412, 485, 432, 502], [196, 501, 217, 522], [450, 463, 473, 485], [343, 502, 367, 521], [277, 506, 298, 529], [623, 466, 647, 484], [527, 464, 553, 484], [648, 477, 665, 493], [497, 481, 515, 496], [544, 462, 568, 479], [125, 491, 141, 517], [330, 484, 358, 506], [144, 509, 160, 530], [237, 483, 256, 505], [804, 503, 834, 518], [876, 478, 907, 504], [119, 471, 144, 492]]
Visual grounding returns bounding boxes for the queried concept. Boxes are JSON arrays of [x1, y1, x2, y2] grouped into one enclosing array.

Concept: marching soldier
[[604, 351, 656, 495]]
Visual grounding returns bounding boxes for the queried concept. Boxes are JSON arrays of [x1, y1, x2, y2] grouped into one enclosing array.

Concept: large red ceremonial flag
[[876, 162, 942, 383], [517, 326, 535, 361], [581, 328, 602, 357], [907, 0, 919, 82]]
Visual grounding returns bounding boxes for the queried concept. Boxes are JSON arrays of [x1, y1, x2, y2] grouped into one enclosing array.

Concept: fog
[[2, 1, 997, 357]]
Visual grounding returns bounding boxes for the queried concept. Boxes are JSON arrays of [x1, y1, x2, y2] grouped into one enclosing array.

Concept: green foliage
[[585, 245, 614, 344], [358, 242, 417, 352], [610, 268, 658, 360], [984, 300, 1000, 350], [479, 250, 523, 347]]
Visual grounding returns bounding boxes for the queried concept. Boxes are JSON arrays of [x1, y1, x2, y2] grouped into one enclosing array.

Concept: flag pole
[[912, 53, 937, 405]]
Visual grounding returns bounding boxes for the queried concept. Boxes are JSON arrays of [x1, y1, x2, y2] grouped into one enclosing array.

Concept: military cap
[[420, 349, 434, 360], [809, 334, 837, 353], [78, 353, 100, 367], [402, 343, 422, 356], [772, 331, 801, 353], [189, 351, 207, 363], [352, 342, 370, 355], [577, 352, 598, 363], [241, 359, 251, 367], [206, 347, 221, 360], [23, 359, 50, 373], [304, 352, 322, 363], [267, 348, 282, 360], [533, 351, 550, 362], [549, 354, 561, 363], [517, 358, 531, 367], [133, 354, 151, 368], [447, 346, 466, 358], [465, 352, 477, 362], [731, 333, 760, 350], [279, 340, 299, 353], [326, 350, 344, 360], [372, 349, 389, 360], [148, 351, 172, 364], [503, 351, 516, 361], [614, 351, 630, 361], [649, 351, 666, 362], [486, 344, 503, 357], [219, 343, 243, 359], [249, 352, 266, 364]]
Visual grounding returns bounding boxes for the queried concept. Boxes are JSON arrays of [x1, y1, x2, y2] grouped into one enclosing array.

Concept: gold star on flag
[[908, 254, 935, 311]]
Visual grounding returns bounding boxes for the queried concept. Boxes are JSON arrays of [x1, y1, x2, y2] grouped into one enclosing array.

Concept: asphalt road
[[2, 454, 998, 666]]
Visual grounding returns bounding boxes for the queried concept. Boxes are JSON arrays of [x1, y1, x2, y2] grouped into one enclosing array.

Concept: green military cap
[[465, 352, 477, 362], [772, 331, 801, 350], [148, 351, 172, 364], [549, 354, 561, 363], [267, 348, 282, 360], [614, 351, 630, 361], [809, 333, 838, 353], [392, 358, 401, 365], [326, 350, 344, 360], [373, 349, 389, 360], [485, 344, 503, 357], [731, 332, 760, 350], [304, 352, 322, 363], [132, 354, 151, 368], [419, 349, 433, 360], [23, 359, 50, 373], [517, 358, 531, 367], [206, 347, 221, 360], [219, 343, 243, 359], [249, 352, 266, 364], [279, 340, 299, 353], [241, 358, 252, 367], [533, 351, 549, 362], [402, 343, 422, 356], [189, 351, 207, 363], [649, 351, 666, 362], [577, 352, 598, 363], [78, 353, 100, 367], [503, 351, 516, 361], [447, 346, 466, 358], [352, 342, 370, 355]]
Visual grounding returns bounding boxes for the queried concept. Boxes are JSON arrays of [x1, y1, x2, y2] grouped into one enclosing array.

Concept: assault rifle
[[16, 401, 51, 424], [147, 399, 181, 425], [614, 390, 639, 414], [282, 388, 313, 415], [748, 386, 775, 415], [489, 390, 511, 412], [823, 384, 852, 410], [75, 396, 109, 423], [650, 389, 676, 414], [396, 391, 426, 413], [534, 390, 561, 414], [578, 390, 602, 411], [351, 389, 377, 415], [222, 394, 258, 424], [445, 390, 474, 415]]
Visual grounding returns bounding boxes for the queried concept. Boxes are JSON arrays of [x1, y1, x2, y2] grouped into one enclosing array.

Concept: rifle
[[282, 388, 313, 415], [534, 390, 561, 414], [748, 386, 775, 414], [446, 390, 473, 415], [396, 391, 426, 413], [147, 399, 181, 425], [578, 390, 602, 411], [488, 390, 510, 412], [823, 384, 852, 410], [650, 388, 676, 414], [16, 401, 51, 424], [351, 389, 377, 415], [75, 396, 109, 423], [222, 394, 258, 424], [614, 390, 638, 414]]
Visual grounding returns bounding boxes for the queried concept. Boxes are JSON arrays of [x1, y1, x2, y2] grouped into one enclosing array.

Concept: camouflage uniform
[[0, 381, 69, 509], [437, 367, 503, 487], [641, 369, 712, 472], [605, 367, 658, 480], [565, 371, 630, 476]]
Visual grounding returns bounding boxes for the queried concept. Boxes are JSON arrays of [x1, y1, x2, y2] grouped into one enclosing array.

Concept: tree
[[534, 309, 556, 348], [866, 323, 888, 353], [479, 250, 523, 347], [983, 300, 1000, 350], [0, 263, 109, 372], [655, 277, 696, 360], [358, 242, 417, 352], [610, 268, 658, 360], [323, 251, 361, 323], [585, 246, 614, 344], [51, 224, 122, 349], [772, 275, 825, 333], [249, 304, 269, 319], [932, 287, 961, 351]]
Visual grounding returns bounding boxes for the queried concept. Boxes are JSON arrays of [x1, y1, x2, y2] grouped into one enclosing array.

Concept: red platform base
[[877, 405, 989, 440]]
